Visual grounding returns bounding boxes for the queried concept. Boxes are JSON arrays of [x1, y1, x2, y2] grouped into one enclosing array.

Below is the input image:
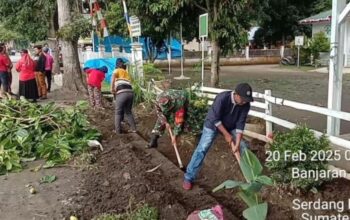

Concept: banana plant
[[213, 149, 273, 220]]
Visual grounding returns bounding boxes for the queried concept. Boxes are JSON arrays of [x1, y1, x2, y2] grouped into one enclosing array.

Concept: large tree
[[105, 0, 261, 86], [0, 0, 60, 74], [255, 0, 323, 46], [187, 0, 265, 87], [56, 0, 90, 93], [104, 0, 198, 63]]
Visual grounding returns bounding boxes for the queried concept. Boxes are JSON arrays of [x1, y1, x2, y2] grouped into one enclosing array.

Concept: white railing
[[195, 86, 350, 150]]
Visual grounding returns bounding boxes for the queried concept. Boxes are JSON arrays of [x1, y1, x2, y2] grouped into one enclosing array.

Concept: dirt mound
[[66, 105, 350, 220], [66, 108, 237, 219], [135, 108, 350, 219]]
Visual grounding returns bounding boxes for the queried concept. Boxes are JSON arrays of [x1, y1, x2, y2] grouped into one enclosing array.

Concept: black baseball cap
[[235, 83, 254, 102]]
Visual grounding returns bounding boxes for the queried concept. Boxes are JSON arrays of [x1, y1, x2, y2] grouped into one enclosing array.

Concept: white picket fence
[[195, 86, 350, 150]]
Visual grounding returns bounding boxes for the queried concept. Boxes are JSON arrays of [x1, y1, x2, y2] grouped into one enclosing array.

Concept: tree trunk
[[57, 0, 86, 93], [210, 39, 220, 87], [47, 6, 60, 76]]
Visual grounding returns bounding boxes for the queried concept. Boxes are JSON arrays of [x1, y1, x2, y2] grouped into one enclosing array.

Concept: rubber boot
[[147, 134, 159, 148]]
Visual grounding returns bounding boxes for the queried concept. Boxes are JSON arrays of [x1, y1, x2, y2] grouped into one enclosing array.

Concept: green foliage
[[308, 32, 330, 61], [132, 80, 156, 108], [213, 150, 273, 220], [57, 14, 91, 41], [0, 99, 101, 174], [0, 25, 22, 42], [265, 126, 330, 190], [256, 0, 319, 45], [312, 0, 332, 14], [93, 204, 158, 220], [185, 87, 209, 135], [143, 64, 164, 81], [104, 2, 129, 37], [0, 0, 56, 42]]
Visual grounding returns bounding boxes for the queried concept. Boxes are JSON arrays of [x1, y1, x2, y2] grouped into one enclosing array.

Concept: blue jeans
[[184, 126, 249, 183], [0, 72, 9, 93]]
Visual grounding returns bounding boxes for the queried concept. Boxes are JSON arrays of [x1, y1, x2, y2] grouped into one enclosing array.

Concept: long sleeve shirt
[[155, 89, 187, 135], [204, 91, 250, 134], [34, 53, 46, 72]]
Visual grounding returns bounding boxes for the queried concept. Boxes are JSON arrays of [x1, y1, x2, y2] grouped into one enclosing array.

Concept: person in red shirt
[[83, 66, 107, 109], [15, 49, 39, 102], [0, 43, 13, 94], [0, 46, 11, 95]]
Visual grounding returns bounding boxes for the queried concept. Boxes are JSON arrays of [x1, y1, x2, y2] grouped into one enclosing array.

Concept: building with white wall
[[300, 10, 350, 66]]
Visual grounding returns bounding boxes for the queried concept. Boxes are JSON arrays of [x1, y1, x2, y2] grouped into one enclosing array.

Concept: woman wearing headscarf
[[15, 49, 39, 102]]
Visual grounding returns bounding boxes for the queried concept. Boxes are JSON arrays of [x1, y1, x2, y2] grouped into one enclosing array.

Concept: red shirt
[[86, 69, 105, 89], [0, 54, 10, 72], [15, 55, 36, 81]]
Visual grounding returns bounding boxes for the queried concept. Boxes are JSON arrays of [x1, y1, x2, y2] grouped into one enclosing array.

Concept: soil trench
[[68, 105, 350, 220], [67, 108, 238, 220]]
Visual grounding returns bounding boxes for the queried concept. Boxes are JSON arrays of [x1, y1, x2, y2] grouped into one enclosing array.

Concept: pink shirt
[[44, 53, 54, 71], [86, 69, 105, 89]]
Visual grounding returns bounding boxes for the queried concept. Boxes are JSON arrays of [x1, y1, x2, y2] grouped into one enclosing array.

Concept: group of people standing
[[0, 44, 54, 102]]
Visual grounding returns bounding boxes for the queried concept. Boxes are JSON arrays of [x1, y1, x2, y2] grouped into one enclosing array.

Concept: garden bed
[[67, 105, 350, 219], [135, 108, 350, 220]]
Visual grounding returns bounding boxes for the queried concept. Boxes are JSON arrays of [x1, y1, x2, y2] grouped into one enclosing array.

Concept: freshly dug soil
[[67, 104, 350, 220], [66, 108, 238, 220], [135, 107, 350, 220]]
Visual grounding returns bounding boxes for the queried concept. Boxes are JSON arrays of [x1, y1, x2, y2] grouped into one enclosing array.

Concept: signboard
[[295, 36, 304, 46], [129, 16, 141, 37], [199, 13, 208, 38]]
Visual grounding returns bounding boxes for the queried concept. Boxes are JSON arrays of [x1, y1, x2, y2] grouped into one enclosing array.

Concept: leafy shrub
[[143, 63, 164, 81], [132, 79, 156, 108], [265, 126, 330, 190], [185, 87, 209, 135], [214, 150, 273, 220], [291, 32, 330, 65], [0, 99, 101, 174], [308, 32, 330, 62]]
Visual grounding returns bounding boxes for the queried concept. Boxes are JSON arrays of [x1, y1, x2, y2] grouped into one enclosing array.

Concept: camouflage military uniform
[[151, 89, 188, 136]]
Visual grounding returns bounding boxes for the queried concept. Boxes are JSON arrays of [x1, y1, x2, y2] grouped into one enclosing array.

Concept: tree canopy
[[0, 0, 56, 42]]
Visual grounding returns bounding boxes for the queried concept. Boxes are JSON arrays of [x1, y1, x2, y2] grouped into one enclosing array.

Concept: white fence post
[[265, 90, 273, 138], [280, 45, 285, 58]]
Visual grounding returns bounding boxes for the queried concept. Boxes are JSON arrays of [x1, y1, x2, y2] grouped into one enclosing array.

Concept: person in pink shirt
[[83, 66, 107, 109], [15, 49, 39, 102], [43, 47, 54, 92], [0, 46, 11, 95]]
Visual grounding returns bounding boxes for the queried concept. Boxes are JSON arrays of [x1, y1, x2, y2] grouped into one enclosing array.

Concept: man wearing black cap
[[183, 83, 254, 190]]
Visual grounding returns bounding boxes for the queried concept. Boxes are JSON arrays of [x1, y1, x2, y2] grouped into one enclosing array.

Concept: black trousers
[[45, 70, 52, 92]]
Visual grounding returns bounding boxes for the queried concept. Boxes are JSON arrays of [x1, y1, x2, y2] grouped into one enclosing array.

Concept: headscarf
[[20, 49, 35, 68]]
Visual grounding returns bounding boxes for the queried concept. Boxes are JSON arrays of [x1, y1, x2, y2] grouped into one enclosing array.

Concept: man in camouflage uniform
[[147, 89, 188, 148]]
